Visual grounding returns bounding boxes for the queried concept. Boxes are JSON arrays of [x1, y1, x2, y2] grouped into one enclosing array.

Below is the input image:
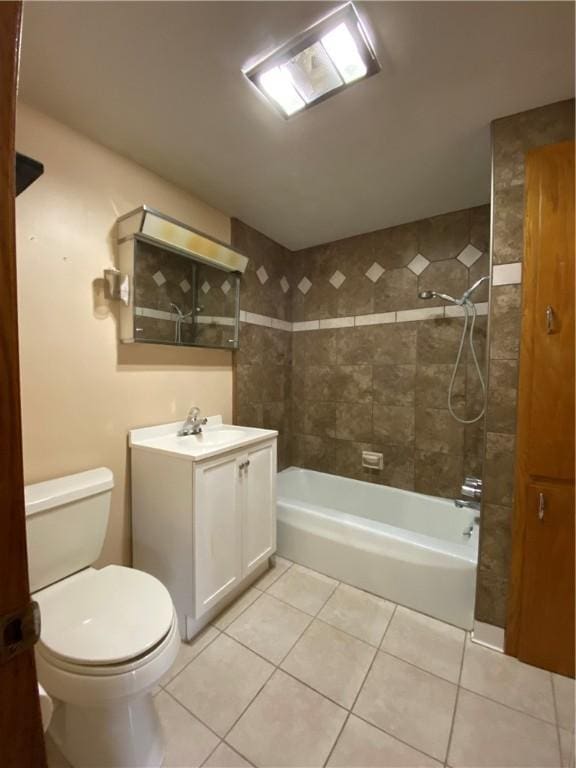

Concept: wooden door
[[242, 441, 276, 576], [193, 453, 242, 617], [0, 2, 47, 765], [506, 141, 575, 677]]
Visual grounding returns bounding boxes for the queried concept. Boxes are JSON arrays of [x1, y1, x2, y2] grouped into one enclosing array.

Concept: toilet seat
[[34, 564, 174, 667]]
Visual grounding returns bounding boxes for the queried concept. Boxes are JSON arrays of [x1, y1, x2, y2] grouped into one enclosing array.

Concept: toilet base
[[49, 692, 164, 768]]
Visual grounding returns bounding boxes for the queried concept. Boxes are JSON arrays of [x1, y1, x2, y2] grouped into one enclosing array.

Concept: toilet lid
[[35, 565, 174, 666]]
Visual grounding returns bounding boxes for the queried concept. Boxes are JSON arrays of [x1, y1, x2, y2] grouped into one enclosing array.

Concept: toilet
[[25, 467, 180, 768]]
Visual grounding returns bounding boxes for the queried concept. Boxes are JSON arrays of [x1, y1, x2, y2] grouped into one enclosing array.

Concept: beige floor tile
[[461, 638, 556, 722], [353, 651, 457, 761], [381, 605, 465, 682], [160, 626, 220, 686], [227, 669, 347, 767], [166, 633, 273, 736], [554, 674, 575, 731], [318, 583, 395, 646], [281, 619, 376, 707], [156, 691, 219, 768], [560, 728, 575, 768], [203, 742, 252, 767], [267, 564, 337, 615], [254, 556, 292, 591], [213, 588, 261, 630], [448, 689, 561, 767], [327, 715, 442, 767], [226, 593, 311, 663]]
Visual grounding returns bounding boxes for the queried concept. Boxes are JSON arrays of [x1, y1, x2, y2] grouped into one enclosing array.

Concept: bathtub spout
[[455, 499, 480, 512]]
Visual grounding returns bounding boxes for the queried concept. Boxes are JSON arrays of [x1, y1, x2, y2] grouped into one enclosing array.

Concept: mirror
[[130, 238, 240, 349]]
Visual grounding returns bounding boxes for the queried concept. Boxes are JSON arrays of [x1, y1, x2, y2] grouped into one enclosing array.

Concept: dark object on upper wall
[[15, 152, 44, 195]]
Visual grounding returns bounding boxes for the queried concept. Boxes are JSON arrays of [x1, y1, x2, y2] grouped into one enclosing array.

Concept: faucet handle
[[188, 406, 201, 419]]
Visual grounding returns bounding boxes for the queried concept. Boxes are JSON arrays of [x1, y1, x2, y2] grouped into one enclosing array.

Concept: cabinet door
[[242, 441, 276, 577], [193, 453, 242, 617]]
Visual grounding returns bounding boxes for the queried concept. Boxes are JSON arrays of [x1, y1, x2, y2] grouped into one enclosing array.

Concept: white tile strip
[[292, 320, 320, 332], [492, 262, 522, 286], [244, 311, 272, 328], [240, 301, 492, 332], [355, 312, 396, 326], [319, 316, 354, 329], [445, 302, 489, 318], [396, 307, 445, 322], [196, 316, 235, 326]]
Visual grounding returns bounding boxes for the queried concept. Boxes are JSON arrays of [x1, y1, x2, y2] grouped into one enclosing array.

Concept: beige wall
[[15, 103, 233, 566]]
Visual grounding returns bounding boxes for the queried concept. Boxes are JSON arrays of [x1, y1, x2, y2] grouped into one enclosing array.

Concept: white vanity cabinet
[[130, 419, 277, 640]]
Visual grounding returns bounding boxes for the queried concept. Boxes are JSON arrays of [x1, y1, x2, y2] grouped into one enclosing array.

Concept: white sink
[[129, 418, 277, 462]]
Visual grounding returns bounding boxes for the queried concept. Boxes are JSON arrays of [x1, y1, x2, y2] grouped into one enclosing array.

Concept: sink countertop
[[129, 416, 277, 462]]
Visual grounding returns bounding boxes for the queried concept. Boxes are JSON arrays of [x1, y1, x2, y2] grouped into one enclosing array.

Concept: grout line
[[550, 672, 565, 766], [160, 625, 222, 689], [443, 628, 468, 766], [162, 687, 224, 743]]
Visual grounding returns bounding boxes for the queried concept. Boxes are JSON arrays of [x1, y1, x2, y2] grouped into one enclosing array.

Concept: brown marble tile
[[373, 365, 416, 406], [415, 363, 465, 409], [262, 401, 287, 432], [478, 503, 512, 582], [416, 318, 464, 364], [236, 365, 264, 403], [489, 285, 522, 360], [336, 327, 377, 365], [415, 408, 465, 455], [303, 402, 337, 439], [493, 186, 524, 264], [417, 259, 468, 307], [483, 432, 515, 506], [371, 221, 419, 269], [335, 402, 373, 442], [304, 366, 337, 401], [486, 359, 518, 434], [414, 449, 464, 499], [373, 405, 415, 444], [370, 443, 415, 490], [417, 209, 470, 262], [373, 268, 419, 313], [470, 205, 491, 253], [260, 365, 287, 402], [332, 440, 373, 480], [371, 323, 418, 365], [293, 329, 338, 367], [333, 365, 373, 404], [335, 272, 375, 317], [474, 567, 509, 628], [291, 434, 335, 473], [236, 402, 264, 428]]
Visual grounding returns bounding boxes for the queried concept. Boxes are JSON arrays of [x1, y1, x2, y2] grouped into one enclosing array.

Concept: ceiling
[[19, 1, 574, 250]]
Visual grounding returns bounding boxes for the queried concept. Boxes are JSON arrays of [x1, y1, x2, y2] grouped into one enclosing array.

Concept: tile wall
[[231, 220, 293, 469], [289, 206, 490, 498], [475, 98, 575, 628]]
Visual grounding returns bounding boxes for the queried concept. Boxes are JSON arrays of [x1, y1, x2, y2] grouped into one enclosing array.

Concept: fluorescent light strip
[[321, 22, 367, 83], [259, 66, 305, 116]]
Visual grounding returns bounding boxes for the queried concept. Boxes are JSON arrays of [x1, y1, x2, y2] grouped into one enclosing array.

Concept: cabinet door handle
[[546, 305, 555, 334], [538, 492, 545, 521]]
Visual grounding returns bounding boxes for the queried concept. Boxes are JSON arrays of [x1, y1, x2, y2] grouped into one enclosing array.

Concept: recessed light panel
[[244, 3, 379, 118]]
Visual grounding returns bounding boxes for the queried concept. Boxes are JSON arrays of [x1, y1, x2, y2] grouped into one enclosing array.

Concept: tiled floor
[[46, 556, 575, 768]]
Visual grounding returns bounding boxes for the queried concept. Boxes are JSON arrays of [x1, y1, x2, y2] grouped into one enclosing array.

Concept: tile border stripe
[[240, 303, 489, 332]]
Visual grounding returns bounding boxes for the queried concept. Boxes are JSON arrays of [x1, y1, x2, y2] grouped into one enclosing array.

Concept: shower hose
[[448, 300, 486, 424]]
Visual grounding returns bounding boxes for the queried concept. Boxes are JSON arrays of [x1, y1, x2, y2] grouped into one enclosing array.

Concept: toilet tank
[[25, 468, 114, 593]]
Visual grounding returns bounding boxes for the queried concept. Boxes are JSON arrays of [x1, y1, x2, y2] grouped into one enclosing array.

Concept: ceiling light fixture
[[244, 2, 379, 118]]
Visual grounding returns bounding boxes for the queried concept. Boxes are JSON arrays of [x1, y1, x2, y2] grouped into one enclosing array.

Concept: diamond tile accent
[[457, 243, 483, 268], [298, 277, 312, 295], [365, 262, 385, 283], [179, 279, 191, 293], [256, 266, 269, 285], [201, 281, 211, 294], [280, 276, 290, 294], [221, 280, 231, 295], [152, 270, 166, 286], [407, 253, 430, 276], [329, 270, 346, 289]]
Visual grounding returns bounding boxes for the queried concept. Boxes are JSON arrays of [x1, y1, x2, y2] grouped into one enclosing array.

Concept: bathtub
[[276, 467, 479, 630]]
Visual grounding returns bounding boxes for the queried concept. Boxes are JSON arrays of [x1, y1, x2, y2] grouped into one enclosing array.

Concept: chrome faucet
[[178, 407, 207, 436], [455, 499, 481, 512]]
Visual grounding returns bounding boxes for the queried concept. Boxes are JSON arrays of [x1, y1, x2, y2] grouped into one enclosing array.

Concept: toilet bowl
[[25, 468, 179, 768]]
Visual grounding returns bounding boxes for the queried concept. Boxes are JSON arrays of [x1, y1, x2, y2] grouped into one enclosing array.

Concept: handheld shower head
[[462, 275, 490, 302], [418, 289, 459, 304]]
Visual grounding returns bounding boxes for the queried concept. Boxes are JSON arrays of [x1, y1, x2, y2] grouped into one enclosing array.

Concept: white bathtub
[[277, 467, 479, 629]]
